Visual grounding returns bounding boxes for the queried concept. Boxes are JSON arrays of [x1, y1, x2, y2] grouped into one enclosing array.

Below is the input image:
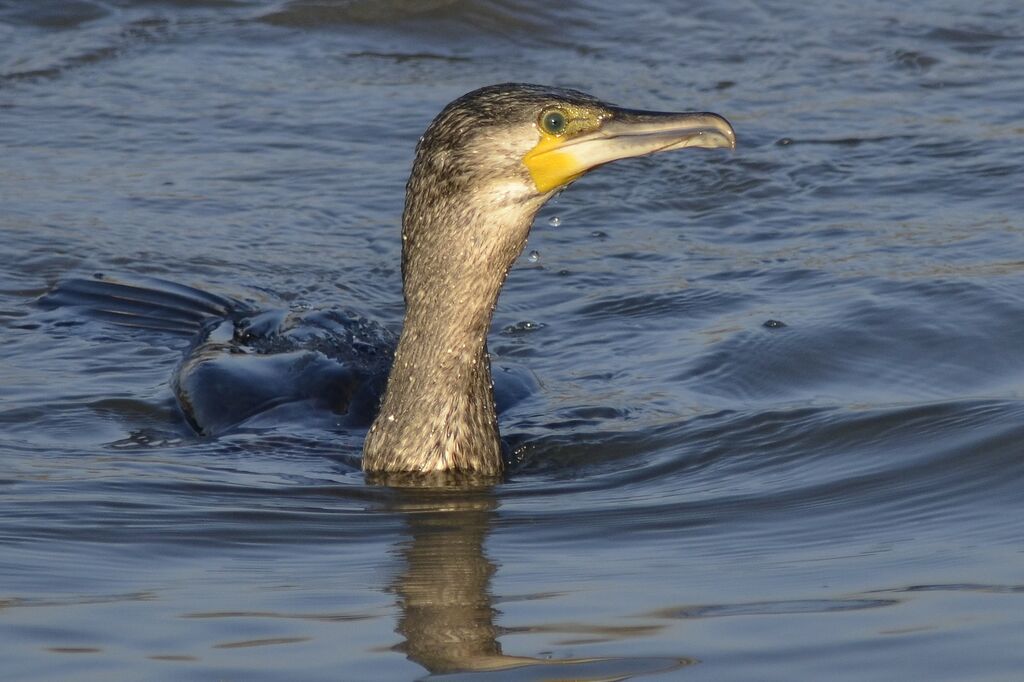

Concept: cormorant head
[[401, 83, 735, 291], [409, 82, 735, 205]]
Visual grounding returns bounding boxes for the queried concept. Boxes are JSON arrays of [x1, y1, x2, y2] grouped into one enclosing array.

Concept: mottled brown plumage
[[362, 84, 735, 476]]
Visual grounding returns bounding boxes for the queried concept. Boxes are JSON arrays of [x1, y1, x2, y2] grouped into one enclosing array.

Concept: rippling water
[[2, 1, 1024, 679]]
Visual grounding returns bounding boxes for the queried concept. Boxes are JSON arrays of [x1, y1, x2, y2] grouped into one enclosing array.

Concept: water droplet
[[590, 230, 608, 240], [763, 319, 787, 329], [528, 250, 540, 263], [502, 320, 546, 336], [548, 216, 561, 227]]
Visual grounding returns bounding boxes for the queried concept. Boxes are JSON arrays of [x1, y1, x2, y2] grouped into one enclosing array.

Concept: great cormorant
[[43, 83, 735, 479]]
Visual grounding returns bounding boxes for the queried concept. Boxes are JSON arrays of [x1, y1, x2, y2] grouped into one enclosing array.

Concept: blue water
[[2, 1, 1023, 679]]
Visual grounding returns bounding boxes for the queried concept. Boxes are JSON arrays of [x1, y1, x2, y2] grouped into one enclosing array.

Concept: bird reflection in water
[[380, 477, 694, 679], [387, 482, 512, 673]]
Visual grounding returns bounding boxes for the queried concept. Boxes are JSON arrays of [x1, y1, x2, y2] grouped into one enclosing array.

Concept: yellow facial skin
[[522, 103, 737, 194], [522, 106, 607, 193]]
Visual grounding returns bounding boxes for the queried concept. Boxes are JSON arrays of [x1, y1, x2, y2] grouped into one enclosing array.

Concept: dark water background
[[2, 1, 1024, 679]]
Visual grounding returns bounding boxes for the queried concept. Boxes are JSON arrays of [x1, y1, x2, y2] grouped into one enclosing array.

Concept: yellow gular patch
[[522, 107, 605, 193], [523, 135, 585, 193]]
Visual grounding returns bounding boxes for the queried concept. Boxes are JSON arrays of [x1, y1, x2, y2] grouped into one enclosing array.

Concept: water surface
[[2, 1, 1024, 679]]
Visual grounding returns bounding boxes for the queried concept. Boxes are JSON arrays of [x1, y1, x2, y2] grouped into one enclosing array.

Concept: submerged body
[[43, 84, 735, 478]]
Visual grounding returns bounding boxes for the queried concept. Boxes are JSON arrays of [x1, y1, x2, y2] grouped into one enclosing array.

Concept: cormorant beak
[[524, 108, 736, 193]]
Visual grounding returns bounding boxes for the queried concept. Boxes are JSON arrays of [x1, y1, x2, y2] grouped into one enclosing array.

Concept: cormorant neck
[[362, 181, 544, 474]]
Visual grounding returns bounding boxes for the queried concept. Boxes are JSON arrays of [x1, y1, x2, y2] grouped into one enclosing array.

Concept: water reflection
[[384, 483, 693, 679], [386, 485, 529, 673]]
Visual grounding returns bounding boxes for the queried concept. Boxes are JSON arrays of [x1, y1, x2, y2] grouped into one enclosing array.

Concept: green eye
[[540, 109, 567, 135]]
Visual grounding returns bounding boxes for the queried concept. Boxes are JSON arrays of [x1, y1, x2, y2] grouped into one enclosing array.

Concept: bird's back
[[40, 275, 394, 435]]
